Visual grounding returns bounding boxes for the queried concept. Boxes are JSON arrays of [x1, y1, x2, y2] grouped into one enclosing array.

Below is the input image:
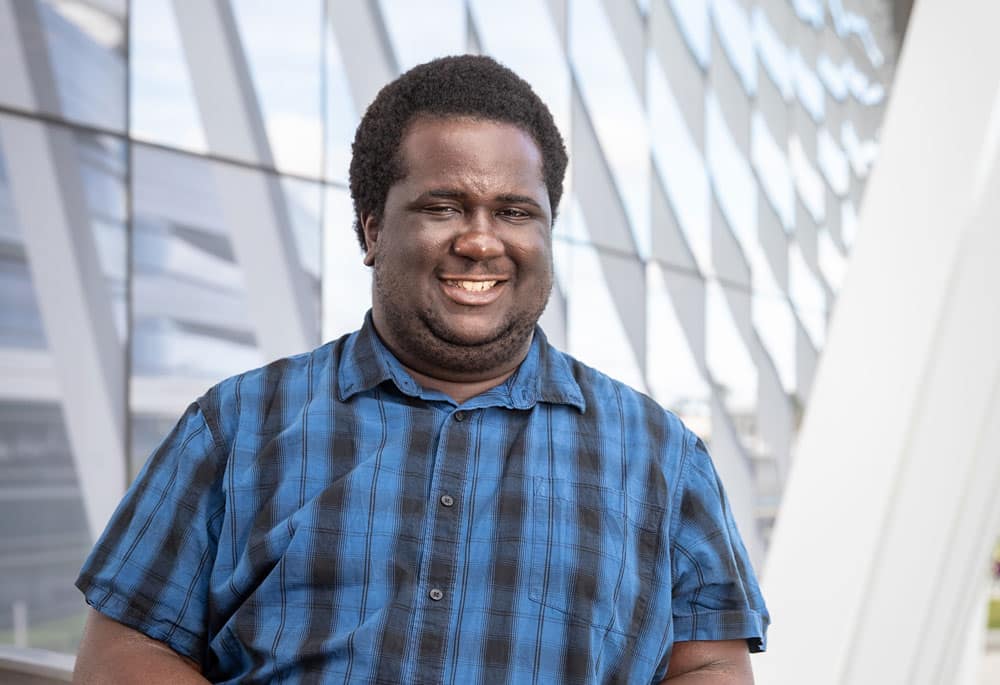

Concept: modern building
[[7, 1, 997, 684]]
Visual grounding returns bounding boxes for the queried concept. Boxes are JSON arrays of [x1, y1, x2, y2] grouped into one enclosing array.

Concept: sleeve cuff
[[673, 609, 769, 652], [76, 577, 206, 663]]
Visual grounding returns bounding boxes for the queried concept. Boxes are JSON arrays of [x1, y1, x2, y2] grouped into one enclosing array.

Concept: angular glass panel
[[752, 111, 795, 231], [648, 53, 711, 274], [841, 198, 860, 249], [706, 280, 757, 418], [841, 120, 878, 178], [377, 0, 465, 71], [791, 0, 824, 29], [570, 0, 650, 256], [751, 7, 792, 99], [789, 50, 825, 123], [646, 262, 711, 432], [788, 242, 826, 347], [130, 145, 322, 452], [753, 287, 796, 393], [706, 91, 756, 251], [230, 0, 324, 177], [130, 0, 207, 152], [712, 0, 756, 95], [0, 121, 126, 654], [817, 54, 848, 101], [669, 0, 710, 68], [323, 15, 360, 183], [0, 0, 126, 131], [818, 226, 848, 292], [558, 201, 646, 391], [322, 185, 372, 341], [789, 135, 825, 223], [131, 146, 263, 383], [817, 127, 849, 196], [827, 0, 885, 67]]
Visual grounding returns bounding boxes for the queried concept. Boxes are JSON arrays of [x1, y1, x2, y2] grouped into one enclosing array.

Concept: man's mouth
[[445, 280, 499, 292]]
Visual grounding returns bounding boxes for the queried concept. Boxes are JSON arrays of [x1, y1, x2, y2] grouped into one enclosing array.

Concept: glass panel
[[647, 52, 711, 273], [788, 242, 826, 347], [706, 90, 756, 251], [322, 185, 372, 341], [377, 0, 465, 71], [230, 0, 324, 177], [790, 49, 825, 123], [827, 2, 885, 67], [842, 120, 877, 177], [751, 7, 792, 99], [705, 280, 757, 422], [789, 135, 825, 223], [817, 127, 849, 196], [752, 111, 795, 231], [841, 198, 859, 249], [130, 145, 323, 475], [0, 122, 126, 653], [818, 226, 848, 292], [558, 201, 646, 391], [791, 0, 824, 29], [570, 0, 650, 256], [130, 0, 207, 152], [323, 15, 360, 183], [712, 0, 756, 95], [817, 54, 848, 101], [646, 262, 711, 433], [669, 0, 710, 68], [753, 287, 796, 393], [0, 0, 126, 132]]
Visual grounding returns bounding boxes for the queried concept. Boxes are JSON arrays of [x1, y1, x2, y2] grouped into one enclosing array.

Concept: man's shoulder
[[545, 343, 689, 438], [197, 335, 348, 442]]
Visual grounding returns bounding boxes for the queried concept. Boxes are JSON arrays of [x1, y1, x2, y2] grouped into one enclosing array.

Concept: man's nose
[[452, 210, 504, 260]]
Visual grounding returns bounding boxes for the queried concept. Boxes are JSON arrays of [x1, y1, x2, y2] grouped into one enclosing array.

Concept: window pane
[[0, 119, 126, 654], [0, 0, 125, 131]]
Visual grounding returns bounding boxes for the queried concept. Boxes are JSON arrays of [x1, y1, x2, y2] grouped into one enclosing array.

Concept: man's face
[[362, 116, 554, 381]]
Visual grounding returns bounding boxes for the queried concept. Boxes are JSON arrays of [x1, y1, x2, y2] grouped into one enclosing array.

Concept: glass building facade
[[0, 0, 897, 654]]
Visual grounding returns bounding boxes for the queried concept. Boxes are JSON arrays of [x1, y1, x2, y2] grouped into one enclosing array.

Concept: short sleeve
[[669, 431, 770, 652], [75, 400, 226, 663]]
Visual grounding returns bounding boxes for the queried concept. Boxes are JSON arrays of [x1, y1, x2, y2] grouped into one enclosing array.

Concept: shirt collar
[[337, 312, 586, 412]]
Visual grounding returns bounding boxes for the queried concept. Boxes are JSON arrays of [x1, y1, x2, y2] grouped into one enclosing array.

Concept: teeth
[[450, 280, 498, 292]]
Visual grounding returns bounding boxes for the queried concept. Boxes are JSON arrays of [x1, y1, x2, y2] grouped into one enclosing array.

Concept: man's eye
[[498, 208, 529, 219], [425, 205, 458, 214]]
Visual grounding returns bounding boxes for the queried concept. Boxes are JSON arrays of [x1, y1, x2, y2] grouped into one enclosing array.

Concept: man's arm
[[73, 609, 209, 684], [660, 640, 754, 684]]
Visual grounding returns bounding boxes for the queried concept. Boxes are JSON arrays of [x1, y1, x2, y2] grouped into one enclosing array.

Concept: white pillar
[[757, 2, 1000, 683], [1, 0, 127, 539], [172, 0, 317, 359]]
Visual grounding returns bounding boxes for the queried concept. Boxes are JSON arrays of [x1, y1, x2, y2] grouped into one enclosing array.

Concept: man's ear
[[361, 212, 379, 267]]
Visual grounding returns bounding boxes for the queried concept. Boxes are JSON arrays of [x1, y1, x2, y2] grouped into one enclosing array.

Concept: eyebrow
[[423, 189, 542, 208]]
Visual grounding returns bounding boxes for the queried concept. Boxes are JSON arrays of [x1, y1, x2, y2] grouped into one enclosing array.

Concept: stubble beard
[[373, 263, 552, 377]]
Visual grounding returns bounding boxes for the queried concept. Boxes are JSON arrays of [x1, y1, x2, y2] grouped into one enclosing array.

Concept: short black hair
[[349, 54, 568, 250]]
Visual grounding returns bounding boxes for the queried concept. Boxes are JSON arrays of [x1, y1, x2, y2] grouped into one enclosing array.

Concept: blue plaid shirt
[[77, 316, 768, 683]]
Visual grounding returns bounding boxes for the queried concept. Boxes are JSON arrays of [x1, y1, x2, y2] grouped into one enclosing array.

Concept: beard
[[372, 260, 552, 378]]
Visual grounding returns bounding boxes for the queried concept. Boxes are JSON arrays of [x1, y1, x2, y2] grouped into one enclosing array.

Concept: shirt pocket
[[529, 478, 665, 638]]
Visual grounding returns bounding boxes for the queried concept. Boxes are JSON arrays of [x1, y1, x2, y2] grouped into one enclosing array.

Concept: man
[[74, 55, 767, 683]]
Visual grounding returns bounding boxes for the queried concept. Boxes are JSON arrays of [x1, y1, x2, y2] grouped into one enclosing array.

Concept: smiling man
[[74, 56, 768, 684]]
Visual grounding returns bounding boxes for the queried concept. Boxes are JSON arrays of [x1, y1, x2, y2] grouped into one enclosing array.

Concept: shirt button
[[440, 494, 454, 507], [429, 588, 444, 601], [454, 411, 466, 422]]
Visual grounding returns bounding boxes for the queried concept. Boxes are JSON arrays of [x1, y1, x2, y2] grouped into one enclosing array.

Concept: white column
[[172, 0, 317, 359], [757, 2, 1000, 683], [1, 0, 127, 539]]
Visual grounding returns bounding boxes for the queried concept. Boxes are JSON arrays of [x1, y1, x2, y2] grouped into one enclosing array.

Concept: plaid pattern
[[77, 315, 768, 684]]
